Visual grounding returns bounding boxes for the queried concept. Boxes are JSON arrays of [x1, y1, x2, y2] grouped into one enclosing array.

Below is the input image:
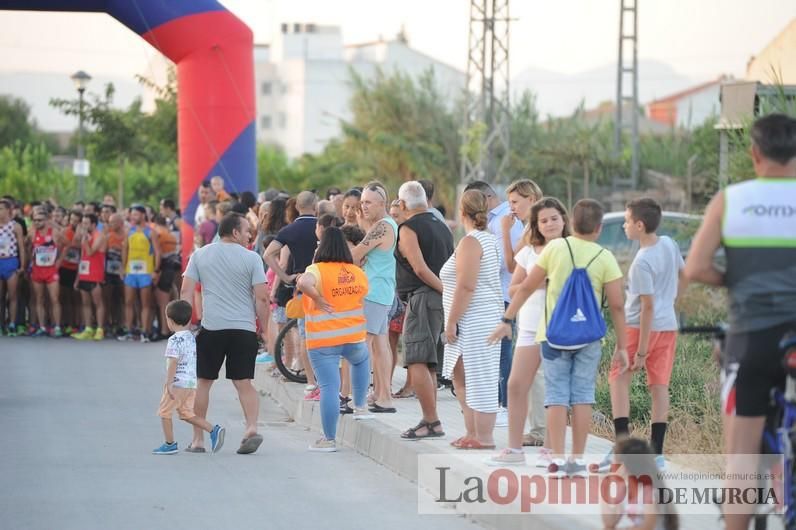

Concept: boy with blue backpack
[[490, 199, 628, 478]]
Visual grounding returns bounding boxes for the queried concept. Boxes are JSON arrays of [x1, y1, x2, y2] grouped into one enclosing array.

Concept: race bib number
[[79, 260, 90, 276], [130, 260, 146, 274], [106, 259, 122, 275], [35, 246, 57, 267], [0, 236, 10, 258], [64, 247, 81, 264]]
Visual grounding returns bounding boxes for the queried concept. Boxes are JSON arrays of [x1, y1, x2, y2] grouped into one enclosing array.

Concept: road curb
[[255, 366, 606, 530]]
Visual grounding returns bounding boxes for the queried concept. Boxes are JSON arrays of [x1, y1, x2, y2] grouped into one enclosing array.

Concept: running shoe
[[567, 458, 588, 478], [139, 334, 151, 343], [304, 387, 320, 401], [6, 324, 18, 337], [485, 449, 526, 466], [25, 325, 38, 336], [93, 328, 105, 341], [73, 327, 96, 341], [117, 332, 135, 342], [589, 449, 614, 473], [51, 326, 63, 338], [308, 437, 337, 452], [353, 408, 375, 420], [210, 425, 226, 454], [152, 442, 179, 455], [32, 327, 47, 337], [255, 351, 273, 364]]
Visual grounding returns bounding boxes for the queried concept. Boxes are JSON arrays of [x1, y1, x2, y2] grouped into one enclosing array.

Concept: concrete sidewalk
[[255, 365, 723, 530]]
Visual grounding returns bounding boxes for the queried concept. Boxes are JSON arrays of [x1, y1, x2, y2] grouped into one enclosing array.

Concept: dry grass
[[592, 284, 727, 470]]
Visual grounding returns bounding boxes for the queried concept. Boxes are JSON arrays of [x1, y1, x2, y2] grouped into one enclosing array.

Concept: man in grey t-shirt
[[180, 213, 270, 455]]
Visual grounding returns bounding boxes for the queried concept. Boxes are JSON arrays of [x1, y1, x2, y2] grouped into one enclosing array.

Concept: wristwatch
[[501, 317, 514, 325]]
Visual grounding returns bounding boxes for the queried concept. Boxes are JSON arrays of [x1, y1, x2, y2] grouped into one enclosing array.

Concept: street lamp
[[70, 70, 91, 201]]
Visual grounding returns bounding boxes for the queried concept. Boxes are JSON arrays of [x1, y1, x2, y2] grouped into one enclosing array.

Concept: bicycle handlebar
[[679, 324, 728, 340]]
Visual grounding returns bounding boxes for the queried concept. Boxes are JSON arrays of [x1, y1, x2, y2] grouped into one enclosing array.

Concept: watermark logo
[[417, 454, 783, 517]]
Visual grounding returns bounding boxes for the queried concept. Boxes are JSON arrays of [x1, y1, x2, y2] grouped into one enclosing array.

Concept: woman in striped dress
[[440, 190, 504, 449]]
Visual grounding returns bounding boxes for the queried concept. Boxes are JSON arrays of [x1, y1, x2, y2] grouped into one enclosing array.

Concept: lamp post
[[71, 70, 91, 201]]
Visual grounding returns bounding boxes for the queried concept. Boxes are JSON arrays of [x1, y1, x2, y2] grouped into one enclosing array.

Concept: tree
[[0, 95, 38, 149], [338, 68, 462, 208], [50, 74, 179, 207]]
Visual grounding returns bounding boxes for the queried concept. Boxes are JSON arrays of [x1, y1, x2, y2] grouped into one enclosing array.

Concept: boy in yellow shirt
[[490, 199, 628, 478]]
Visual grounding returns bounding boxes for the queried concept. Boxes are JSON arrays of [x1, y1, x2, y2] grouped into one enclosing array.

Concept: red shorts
[[610, 328, 677, 386], [31, 267, 59, 284]]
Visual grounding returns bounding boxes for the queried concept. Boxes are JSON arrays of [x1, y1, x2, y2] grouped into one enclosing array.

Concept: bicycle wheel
[[273, 318, 307, 384]]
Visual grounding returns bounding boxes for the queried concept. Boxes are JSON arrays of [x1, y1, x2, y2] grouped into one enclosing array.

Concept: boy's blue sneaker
[[255, 352, 273, 364], [210, 425, 226, 454], [152, 442, 178, 455]]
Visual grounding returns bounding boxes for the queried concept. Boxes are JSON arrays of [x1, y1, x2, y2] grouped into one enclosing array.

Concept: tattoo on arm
[[362, 220, 387, 247]]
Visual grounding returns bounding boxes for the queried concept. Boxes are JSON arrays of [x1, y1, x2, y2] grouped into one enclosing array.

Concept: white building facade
[[255, 24, 465, 158]]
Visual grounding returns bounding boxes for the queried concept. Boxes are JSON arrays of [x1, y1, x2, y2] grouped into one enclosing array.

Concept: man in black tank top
[[394, 181, 454, 440]]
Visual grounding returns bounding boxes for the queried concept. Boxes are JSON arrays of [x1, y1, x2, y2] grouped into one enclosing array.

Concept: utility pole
[[613, 0, 639, 190], [71, 70, 91, 201], [460, 0, 512, 186]]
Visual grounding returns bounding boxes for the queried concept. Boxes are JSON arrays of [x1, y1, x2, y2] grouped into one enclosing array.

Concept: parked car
[[597, 211, 702, 263]]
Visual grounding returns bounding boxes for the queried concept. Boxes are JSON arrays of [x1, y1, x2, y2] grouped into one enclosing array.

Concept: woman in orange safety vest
[[297, 226, 373, 452]]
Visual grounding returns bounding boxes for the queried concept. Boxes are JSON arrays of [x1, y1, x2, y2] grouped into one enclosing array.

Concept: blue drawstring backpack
[[545, 238, 606, 350]]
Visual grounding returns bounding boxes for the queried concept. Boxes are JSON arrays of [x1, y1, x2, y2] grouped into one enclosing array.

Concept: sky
[[0, 0, 793, 84]]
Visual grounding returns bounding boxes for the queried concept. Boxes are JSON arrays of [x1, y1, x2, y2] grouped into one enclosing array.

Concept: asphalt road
[[0, 337, 482, 530]]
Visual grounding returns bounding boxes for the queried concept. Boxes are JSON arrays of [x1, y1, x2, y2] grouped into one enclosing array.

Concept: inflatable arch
[[1, 1, 257, 260]]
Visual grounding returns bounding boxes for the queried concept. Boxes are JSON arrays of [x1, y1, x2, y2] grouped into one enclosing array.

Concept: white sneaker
[[495, 407, 508, 427], [534, 447, 553, 468], [567, 458, 588, 478], [308, 437, 337, 452], [485, 448, 525, 467], [304, 384, 317, 395], [353, 408, 375, 421]]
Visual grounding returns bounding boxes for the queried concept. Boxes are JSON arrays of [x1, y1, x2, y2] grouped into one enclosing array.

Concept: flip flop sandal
[[369, 403, 397, 413], [450, 436, 471, 448], [522, 434, 545, 447], [184, 444, 206, 453], [457, 438, 496, 450], [237, 434, 264, 454], [401, 420, 445, 440], [392, 389, 416, 399]]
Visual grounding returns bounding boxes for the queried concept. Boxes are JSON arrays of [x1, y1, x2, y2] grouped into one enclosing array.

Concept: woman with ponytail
[[440, 190, 504, 449]]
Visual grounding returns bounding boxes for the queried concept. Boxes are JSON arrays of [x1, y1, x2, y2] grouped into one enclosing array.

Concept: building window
[[278, 113, 286, 129], [260, 115, 272, 129], [261, 82, 272, 95]]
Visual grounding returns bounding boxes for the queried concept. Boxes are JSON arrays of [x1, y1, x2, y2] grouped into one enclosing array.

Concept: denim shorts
[[542, 340, 603, 407], [272, 306, 287, 325], [364, 299, 391, 335]]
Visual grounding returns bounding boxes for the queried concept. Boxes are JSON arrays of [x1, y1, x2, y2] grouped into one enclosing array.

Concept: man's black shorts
[[77, 280, 100, 292], [59, 268, 77, 288], [196, 328, 258, 381], [156, 263, 179, 293], [729, 320, 796, 417], [103, 274, 122, 287]]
